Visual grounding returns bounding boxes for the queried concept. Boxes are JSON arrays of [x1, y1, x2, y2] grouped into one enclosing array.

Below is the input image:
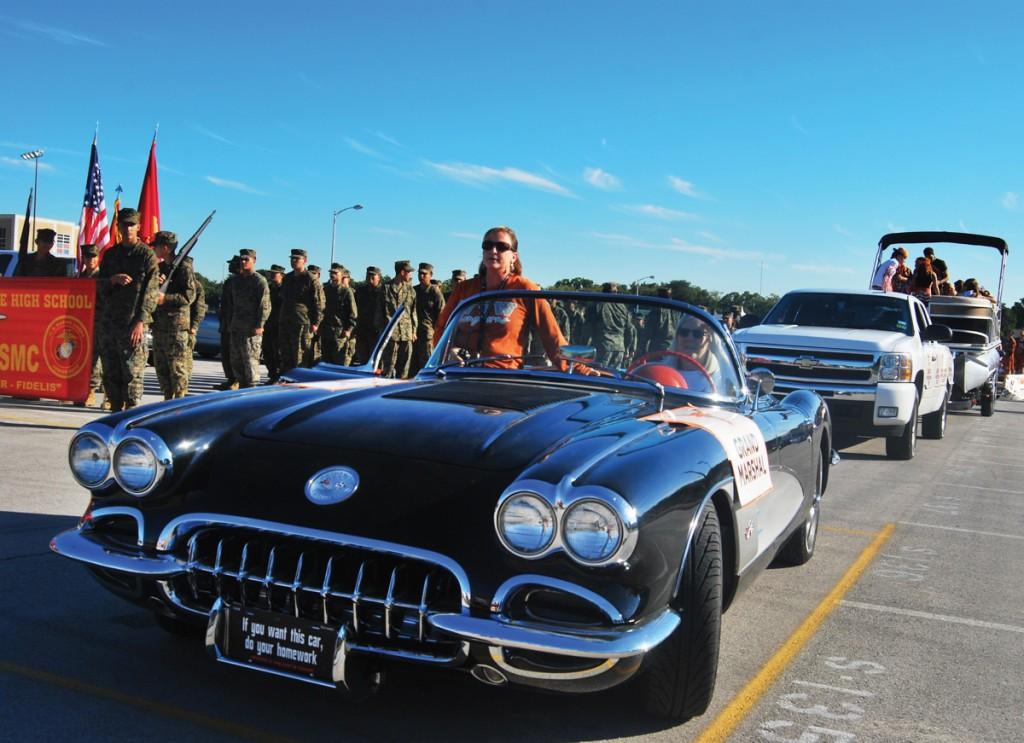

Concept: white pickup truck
[[733, 289, 953, 460]]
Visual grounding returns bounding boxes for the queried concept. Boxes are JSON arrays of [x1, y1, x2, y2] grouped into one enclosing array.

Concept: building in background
[[0, 214, 80, 258]]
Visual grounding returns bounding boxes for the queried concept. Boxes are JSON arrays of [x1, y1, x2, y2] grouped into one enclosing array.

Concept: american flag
[[78, 138, 112, 265]]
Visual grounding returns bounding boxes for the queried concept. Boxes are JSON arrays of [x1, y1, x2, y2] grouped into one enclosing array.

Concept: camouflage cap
[[418, 262, 434, 273], [601, 281, 619, 293], [117, 208, 140, 225], [308, 264, 321, 274], [36, 228, 56, 241], [80, 243, 99, 257], [238, 248, 257, 258], [290, 248, 308, 258], [366, 266, 382, 276], [330, 262, 345, 272], [395, 259, 413, 273], [451, 269, 467, 280], [269, 264, 286, 273], [152, 230, 178, 249]]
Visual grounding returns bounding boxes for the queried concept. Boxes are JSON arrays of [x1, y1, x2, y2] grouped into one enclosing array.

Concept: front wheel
[[885, 395, 918, 460], [777, 454, 822, 566], [643, 502, 722, 721]]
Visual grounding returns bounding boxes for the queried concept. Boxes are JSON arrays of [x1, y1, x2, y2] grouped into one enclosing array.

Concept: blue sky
[[1, 1, 1020, 302]]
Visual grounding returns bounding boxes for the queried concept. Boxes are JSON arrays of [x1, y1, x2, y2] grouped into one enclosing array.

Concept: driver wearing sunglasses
[[664, 317, 721, 392]]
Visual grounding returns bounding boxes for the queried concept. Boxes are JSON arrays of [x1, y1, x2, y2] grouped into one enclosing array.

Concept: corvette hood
[[241, 378, 649, 470]]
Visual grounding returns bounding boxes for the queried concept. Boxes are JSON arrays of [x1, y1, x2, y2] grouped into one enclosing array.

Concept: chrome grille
[[744, 346, 877, 385], [172, 526, 463, 659]]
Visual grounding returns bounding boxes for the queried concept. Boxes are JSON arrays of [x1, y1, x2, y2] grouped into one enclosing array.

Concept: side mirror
[[748, 367, 776, 405], [737, 313, 761, 329], [559, 344, 596, 362], [922, 324, 952, 342]]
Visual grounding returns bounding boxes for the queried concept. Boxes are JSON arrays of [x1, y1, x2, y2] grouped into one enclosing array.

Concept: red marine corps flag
[[137, 130, 160, 244], [77, 136, 112, 268]]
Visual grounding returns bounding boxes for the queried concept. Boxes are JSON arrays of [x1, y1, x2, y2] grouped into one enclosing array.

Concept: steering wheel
[[627, 350, 716, 392]]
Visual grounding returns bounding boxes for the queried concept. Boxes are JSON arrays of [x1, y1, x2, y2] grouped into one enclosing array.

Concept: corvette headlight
[[496, 493, 556, 556], [563, 500, 622, 564], [68, 432, 110, 487], [878, 353, 913, 382], [113, 433, 171, 496]]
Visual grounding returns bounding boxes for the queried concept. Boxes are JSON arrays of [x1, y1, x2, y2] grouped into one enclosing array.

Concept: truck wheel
[[885, 395, 918, 460], [643, 502, 722, 721], [921, 394, 948, 439], [777, 454, 822, 566]]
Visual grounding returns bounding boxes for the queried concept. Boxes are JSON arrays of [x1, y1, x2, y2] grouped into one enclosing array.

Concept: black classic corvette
[[53, 290, 832, 721]]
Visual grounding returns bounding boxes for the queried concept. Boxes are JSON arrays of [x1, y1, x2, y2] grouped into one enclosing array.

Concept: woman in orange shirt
[[433, 226, 567, 368]]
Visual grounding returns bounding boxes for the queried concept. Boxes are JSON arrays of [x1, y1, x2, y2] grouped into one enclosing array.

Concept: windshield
[[424, 290, 744, 399], [764, 292, 912, 335]]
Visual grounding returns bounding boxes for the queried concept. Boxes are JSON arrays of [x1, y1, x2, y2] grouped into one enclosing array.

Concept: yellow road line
[[821, 525, 880, 538], [694, 522, 896, 743], [0, 415, 81, 430], [0, 659, 304, 743]]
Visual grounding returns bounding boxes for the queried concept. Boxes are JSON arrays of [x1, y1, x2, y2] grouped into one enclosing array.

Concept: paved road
[[1, 362, 1021, 742]]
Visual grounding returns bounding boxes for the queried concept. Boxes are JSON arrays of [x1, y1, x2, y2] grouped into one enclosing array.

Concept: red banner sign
[[0, 278, 96, 402]]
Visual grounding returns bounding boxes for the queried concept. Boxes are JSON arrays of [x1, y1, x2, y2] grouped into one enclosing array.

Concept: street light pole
[[632, 274, 655, 295], [20, 149, 44, 247], [330, 203, 364, 266]]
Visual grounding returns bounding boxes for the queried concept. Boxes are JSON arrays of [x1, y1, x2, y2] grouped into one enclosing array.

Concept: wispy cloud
[[296, 72, 322, 90], [426, 161, 574, 197], [615, 204, 698, 221], [6, 17, 105, 46], [0, 140, 81, 157], [790, 114, 809, 135], [450, 232, 480, 240], [698, 230, 724, 243], [1001, 192, 1019, 211], [205, 175, 266, 195], [833, 224, 853, 237], [791, 263, 855, 274], [346, 137, 383, 159], [589, 232, 763, 261], [1, 156, 54, 171], [583, 167, 620, 190], [373, 131, 403, 148], [667, 175, 705, 199], [194, 125, 239, 147]]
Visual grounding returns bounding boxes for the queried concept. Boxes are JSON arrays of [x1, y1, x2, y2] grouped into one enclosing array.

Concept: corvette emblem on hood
[[305, 466, 360, 506]]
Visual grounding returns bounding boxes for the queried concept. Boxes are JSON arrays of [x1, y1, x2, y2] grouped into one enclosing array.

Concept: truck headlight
[[69, 432, 110, 487], [878, 353, 912, 382], [112, 432, 171, 496], [496, 493, 556, 556], [563, 500, 622, 564]]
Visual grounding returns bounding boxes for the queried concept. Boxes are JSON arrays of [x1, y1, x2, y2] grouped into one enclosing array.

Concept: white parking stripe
[[898, 521, 1024, 540], [841, 601, 1024, 634]]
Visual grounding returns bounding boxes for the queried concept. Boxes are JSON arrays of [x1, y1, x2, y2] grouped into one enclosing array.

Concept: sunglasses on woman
[[482, 240, 514, 253], [676, 328, 709, 339]]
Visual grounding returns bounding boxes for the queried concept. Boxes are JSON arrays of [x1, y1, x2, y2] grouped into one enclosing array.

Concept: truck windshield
[[764, 293, 913, 335]]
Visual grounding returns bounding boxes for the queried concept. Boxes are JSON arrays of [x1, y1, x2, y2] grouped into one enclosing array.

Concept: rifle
[[160, 210, 216, 292]]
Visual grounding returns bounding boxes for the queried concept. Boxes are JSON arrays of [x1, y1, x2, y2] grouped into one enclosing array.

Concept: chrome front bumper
[[51, 520, 676, 689]]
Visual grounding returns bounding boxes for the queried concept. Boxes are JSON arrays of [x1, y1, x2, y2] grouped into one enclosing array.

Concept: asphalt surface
[[1, 358, 1021, 742]]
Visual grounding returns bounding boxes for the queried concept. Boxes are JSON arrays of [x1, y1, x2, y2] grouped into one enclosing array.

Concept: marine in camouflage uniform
[[551, 300, 572, 344], [228, 249, 271, 387], [338, 268, 358, 365], [151, 231, 197, 400], [640, 288, 679, 353], [262, 264, 285, 382], [380, 259, 418, 378], [410, 262, 445, 375], [320, 263, 358, 365], [216, 257, 240, 390], [585, 282, 630, 368], [77, 244, 104, 407], [304, 265, 325, 367], [353, 266, 386, 365], [15, 228, 70, 277], [278, 249, 323, 374], [96, 209, 160, 411], [186, 258, 206, 382], [445, 269, 467, 301]]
